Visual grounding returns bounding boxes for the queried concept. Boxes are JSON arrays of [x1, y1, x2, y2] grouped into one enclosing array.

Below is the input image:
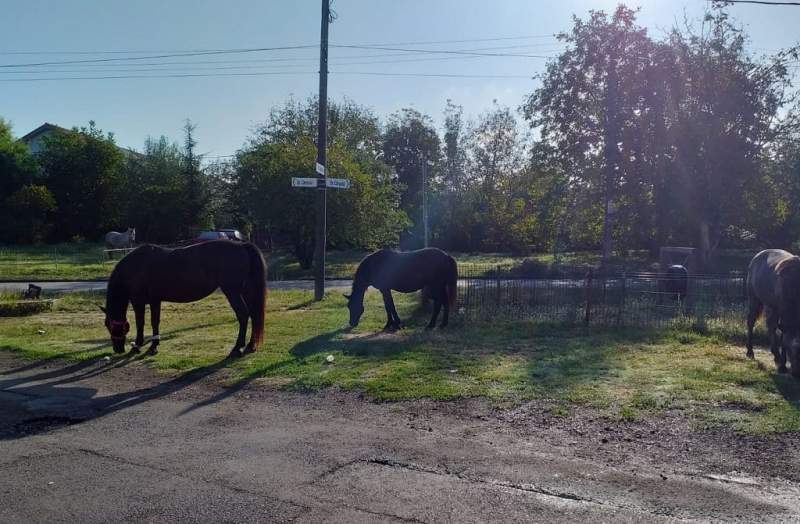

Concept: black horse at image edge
[[345, 247, 458, 331], [101, 240, 267, 358]]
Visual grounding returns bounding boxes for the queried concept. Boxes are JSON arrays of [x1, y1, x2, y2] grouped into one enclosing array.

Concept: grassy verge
[[1, 289, 799, 433], [0, 243, 114, 280], [0, 242, 756, 281]]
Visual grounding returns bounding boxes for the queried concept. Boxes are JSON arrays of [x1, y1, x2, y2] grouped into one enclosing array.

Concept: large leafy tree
[[382, 108, 442, 249], [233, 98, 408, 267], [38, 121, 125, 241], [122, 136, 186, 242], [523, 5, 654, 263], [0, 119, 43, 243]]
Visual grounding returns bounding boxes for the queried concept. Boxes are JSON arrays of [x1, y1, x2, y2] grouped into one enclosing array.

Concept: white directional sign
[[315, 162, 326, 176], [292, 177, 351, 190], [325, 178, 350, 189], [291, 177, 318, 188]]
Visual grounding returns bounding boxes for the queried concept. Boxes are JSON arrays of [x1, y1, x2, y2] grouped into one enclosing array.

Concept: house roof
[[19, 122, 142, 157], [19, 122, 71, 143]]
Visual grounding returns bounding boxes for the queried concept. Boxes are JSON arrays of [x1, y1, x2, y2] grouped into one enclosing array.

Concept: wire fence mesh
[[456, 264, 747, 328]]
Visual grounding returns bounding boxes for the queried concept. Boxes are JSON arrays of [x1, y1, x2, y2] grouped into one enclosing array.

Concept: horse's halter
[[108, 319, 130, 340]]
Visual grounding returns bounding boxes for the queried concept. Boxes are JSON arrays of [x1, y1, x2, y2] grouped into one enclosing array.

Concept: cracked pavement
[[2, 352, 799, 523]]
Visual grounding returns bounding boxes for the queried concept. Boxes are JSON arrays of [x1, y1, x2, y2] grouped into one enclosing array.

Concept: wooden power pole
[[314, 0, 330, 301]]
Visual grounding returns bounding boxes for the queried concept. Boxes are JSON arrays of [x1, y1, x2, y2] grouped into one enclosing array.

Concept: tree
[[232, 98, 408, 267], [1, 185, 57, 243], [39, 121, 124, 241], [122, 136, 186, 242], [665, 10, 799, 266], [523, 6, 654, 263], [181, 120, 210, 235], [382, 108, 442, 248], [0, 118, 41, 242]]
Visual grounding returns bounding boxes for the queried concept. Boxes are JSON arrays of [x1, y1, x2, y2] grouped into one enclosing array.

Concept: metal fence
[[457, 264, 747, 328]]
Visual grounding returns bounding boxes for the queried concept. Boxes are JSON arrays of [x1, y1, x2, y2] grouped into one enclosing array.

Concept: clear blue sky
[[2, 0, 798, 158]]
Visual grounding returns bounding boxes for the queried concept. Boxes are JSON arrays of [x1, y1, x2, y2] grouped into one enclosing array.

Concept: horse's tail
[[445, 256, 458, 309], [244, 242, 268, 349]]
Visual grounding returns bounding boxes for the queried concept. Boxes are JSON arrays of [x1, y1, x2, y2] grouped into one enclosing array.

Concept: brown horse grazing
[[746, 249, 800, 375], [345, 248, 458, 331], [101, 240, 267, 359]]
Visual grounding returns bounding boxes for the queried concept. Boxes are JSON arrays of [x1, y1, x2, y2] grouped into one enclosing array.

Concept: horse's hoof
[[778, 365, 788, 374], [146, 346, 159, 356], [129, 346, 141, 354], [227, 348, 243, 359], [425, 324, 435, 331], [243, 344, 257, 355], [746, 350, 755, 359]]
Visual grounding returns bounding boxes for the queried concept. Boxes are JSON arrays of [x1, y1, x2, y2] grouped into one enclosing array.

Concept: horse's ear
[[343, 293, 351, 300]]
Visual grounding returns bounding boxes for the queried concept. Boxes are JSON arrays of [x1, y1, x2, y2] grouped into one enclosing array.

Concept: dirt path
[[2, 351, 799, 523]]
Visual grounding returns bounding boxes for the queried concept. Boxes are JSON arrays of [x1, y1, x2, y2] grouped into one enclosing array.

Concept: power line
[[0, 45, 318, 68], [331, 44, 551, 58], [0, 71, 318, 81], [712, 1, 800, 5], [0, 44, 564, 72], [0, 70, 534, 82], [333, 71, 532, 79], [0, 34, 559, 56]]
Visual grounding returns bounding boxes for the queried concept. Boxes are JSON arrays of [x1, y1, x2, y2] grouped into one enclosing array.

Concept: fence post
[[617, 270, 626, 326], [584, 269, 593, 326], [495, 265, 501, 307]]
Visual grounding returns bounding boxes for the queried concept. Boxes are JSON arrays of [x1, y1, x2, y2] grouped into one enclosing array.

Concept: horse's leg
[[427, 296, 442, 330], [130, 302, 146, 354], [380, 290, 396, 331], [223, 289, 250, 358], [440, 285, 450, 328], [384, 290, 403, 329], [766, 308, 786, 372], [242, 288, 259, 354], [746, 296, 761, 359], [148, 301, 161, 356]]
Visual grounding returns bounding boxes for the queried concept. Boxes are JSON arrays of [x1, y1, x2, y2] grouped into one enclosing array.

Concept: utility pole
[[313, 0, 329, 301], [421, 156, 429, 248], [601, 47, 619, 268]]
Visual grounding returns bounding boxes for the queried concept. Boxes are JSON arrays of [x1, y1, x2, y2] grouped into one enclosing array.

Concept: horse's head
[[343, 293, 364, 327], [99, 305, 129, 353], [128, 228, 136, 244]]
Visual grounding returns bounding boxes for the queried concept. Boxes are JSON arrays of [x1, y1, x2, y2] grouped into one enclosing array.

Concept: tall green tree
[[382, 108, 442, 248], [122, 136, 186, 242], [181, 120, 210, 235], [0, 119, 43, 243], [233, 98, 408, 267], [39, 121, 124, 241]]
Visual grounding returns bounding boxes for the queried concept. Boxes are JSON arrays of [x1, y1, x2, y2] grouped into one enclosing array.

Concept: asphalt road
[[0, 279, 353, 294], [2, 352, 800, 523]]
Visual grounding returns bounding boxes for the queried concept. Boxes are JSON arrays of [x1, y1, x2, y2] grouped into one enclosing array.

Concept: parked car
[[219, 229, 246, 241], [196, 229, 246, 242]]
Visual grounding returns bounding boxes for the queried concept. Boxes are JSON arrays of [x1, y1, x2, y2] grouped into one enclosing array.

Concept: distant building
[[19, 122, 140, 157]]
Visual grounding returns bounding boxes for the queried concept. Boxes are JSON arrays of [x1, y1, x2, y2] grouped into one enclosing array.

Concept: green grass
[[2, 289, 799, 434], [0, 242, 757, 281], [0, 243, 114, 280]]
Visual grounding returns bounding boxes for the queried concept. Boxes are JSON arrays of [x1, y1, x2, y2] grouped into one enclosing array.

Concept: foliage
[[383, 108, 442, 248], [0, 119, 41, 243], [1, 185, 57, 243], [232, 98, 408, 267], [523, 5, 800, 266], [121, 136, 187, 243], [38, 121, 125, 241]]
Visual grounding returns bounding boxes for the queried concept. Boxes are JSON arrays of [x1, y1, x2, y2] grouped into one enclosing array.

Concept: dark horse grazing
[[101, 240, 267, 358], [746, 249, 800, 376], [345, 248, 458, 330]]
